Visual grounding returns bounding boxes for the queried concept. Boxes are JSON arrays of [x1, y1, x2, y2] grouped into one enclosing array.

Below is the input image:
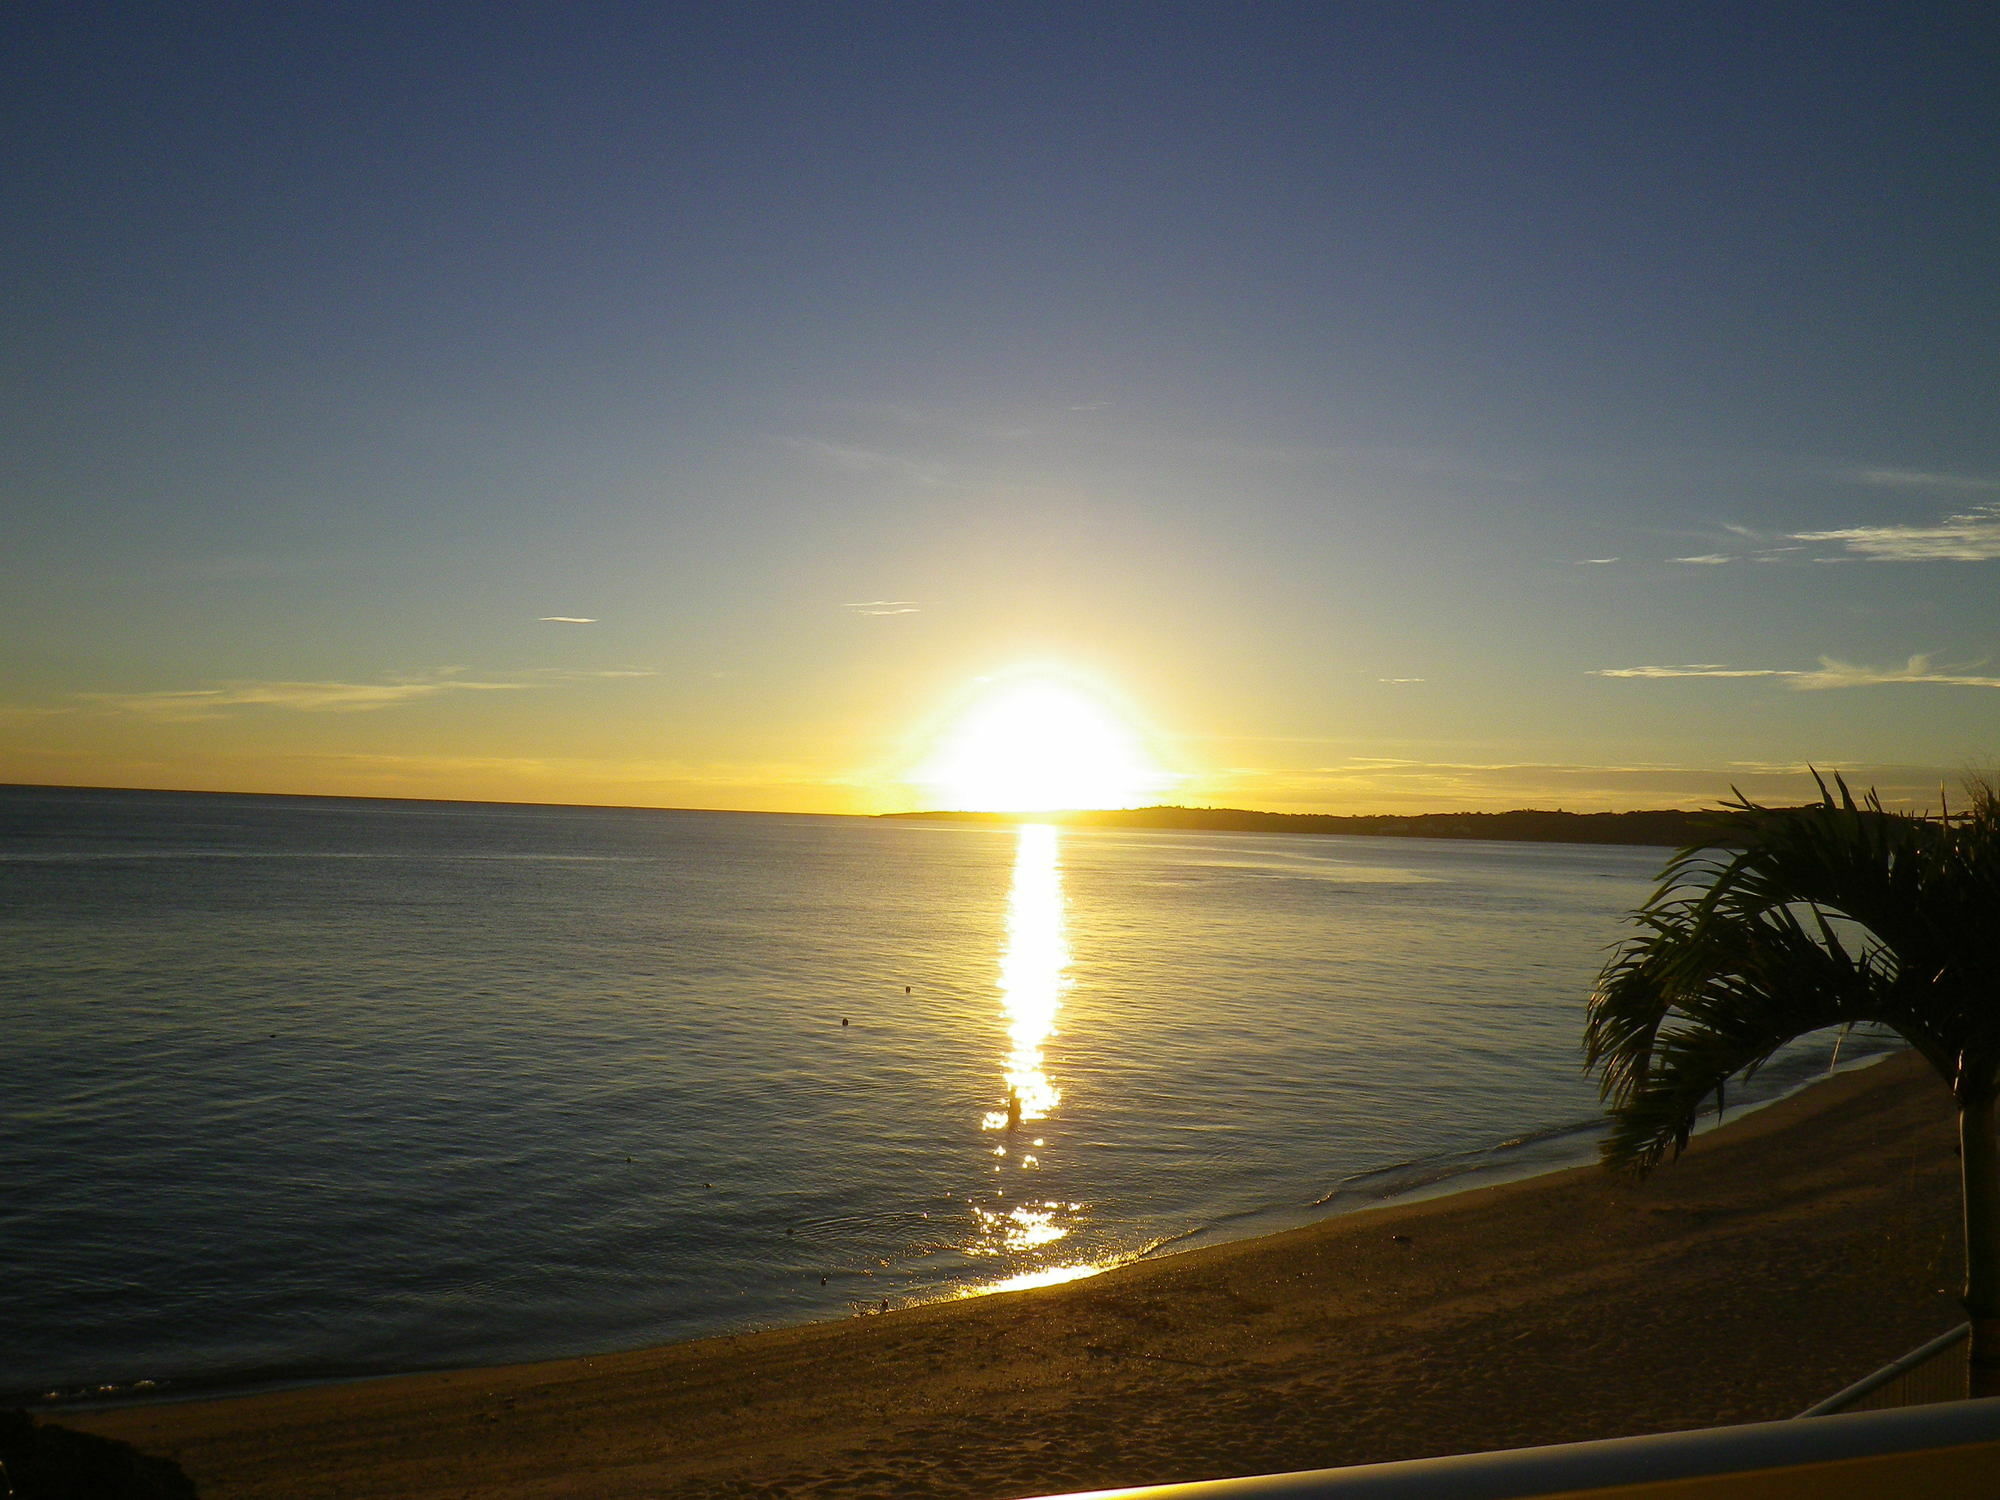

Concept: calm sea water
[[1, 786, 1880, 1404]]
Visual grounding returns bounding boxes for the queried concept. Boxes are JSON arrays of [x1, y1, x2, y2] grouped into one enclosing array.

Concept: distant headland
[[880, 804, 1745, 848]]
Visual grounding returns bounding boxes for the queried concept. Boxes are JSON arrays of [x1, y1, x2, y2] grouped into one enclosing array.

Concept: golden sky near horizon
[[1, 650, 1983, 817]]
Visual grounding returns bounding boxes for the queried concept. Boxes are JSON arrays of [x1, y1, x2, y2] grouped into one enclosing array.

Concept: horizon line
[[3, 779, 1734, 822]]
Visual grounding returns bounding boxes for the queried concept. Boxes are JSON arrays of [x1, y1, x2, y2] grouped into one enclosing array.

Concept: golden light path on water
[[958, 822, 1120, 1295], [984, 823, 1066, 1132]]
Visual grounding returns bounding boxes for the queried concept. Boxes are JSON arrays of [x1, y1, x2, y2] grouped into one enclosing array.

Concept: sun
[[910, 670, 1175, 812]]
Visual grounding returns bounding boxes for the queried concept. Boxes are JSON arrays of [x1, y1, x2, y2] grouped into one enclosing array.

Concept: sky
[[4, 1, 1997, 815]]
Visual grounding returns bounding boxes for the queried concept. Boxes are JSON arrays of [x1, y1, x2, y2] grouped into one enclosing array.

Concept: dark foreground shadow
[[0, 1410, 198, 1499]]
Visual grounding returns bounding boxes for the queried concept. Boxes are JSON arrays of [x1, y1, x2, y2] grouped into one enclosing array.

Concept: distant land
[[881, 805, 1748, 848]]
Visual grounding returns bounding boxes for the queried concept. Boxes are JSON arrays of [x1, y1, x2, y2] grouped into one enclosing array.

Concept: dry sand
[[65, 1052, 1965, 1499]]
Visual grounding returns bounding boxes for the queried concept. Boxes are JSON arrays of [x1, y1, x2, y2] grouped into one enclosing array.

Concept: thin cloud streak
[[844, 600, 921, 616], [304, 750, 843, 784], [1846, 468, 2000, 492], [518, 667, 657, 680], [81, 673, 530, 721], [537, 616, 598, 624], [1795, 657, 2000, 690], [1793, 504, 2000, 562], [283, 751, 860, 802], [1201, 755, 1965, 815], [1593, 665, 1789, 679], [782, 437, 953, 486], [1592, 655, 2000, 689]]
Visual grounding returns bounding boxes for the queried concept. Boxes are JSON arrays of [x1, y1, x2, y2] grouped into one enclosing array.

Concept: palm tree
[[1585, 773, 2000, 1398]]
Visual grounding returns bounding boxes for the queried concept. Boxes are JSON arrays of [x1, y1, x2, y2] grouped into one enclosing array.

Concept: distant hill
[[880, 804, 1748, 848]]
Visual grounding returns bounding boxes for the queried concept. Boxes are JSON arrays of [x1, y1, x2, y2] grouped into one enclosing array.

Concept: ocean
[[0, 785, 1883, 1405]]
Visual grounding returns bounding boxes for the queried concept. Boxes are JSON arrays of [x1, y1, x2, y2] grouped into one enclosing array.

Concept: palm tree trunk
[[1960, 1089, 2000, 1399]]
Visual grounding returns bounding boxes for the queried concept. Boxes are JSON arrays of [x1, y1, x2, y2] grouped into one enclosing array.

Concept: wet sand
[[66, 1052, 1964, 1499]]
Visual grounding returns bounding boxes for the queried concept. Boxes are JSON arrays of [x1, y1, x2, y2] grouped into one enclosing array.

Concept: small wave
[[1139, 1201, 1283, 1258], [1492, 1118, 1605, 1151], [1312, 1125, 1598, 1208], [1314, 1041, 1905, 1213], [788, 1208, 943, 1248]]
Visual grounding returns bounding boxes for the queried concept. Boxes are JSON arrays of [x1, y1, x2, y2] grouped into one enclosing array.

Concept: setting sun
[[910, 671, 1175, 812]]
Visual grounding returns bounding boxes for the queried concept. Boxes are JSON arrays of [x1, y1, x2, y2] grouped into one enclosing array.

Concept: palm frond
[[1589, 898, 1894, 1171], [1584, 771, 1999, 1170]]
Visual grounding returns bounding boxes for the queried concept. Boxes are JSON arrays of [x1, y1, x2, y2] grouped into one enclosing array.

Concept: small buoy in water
[[1005, 1088, 1023, 1131], [787, 1226, 794, 1234], [880, 1298, 889, 1313], [704, 1182, 713, 1189], [841, 1017, 849, 1026], [904, 985, 911, 993], [1390, 1233, 1411, 1245], [821, 1276, 828, 1285]]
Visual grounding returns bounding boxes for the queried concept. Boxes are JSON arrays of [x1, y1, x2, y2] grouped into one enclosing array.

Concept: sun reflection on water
[[973, 1262, 1113, 1295], [968, 1201, 1079, 1252], [981, 822, 1067, 1132], [950, 822, 1124, 1297]]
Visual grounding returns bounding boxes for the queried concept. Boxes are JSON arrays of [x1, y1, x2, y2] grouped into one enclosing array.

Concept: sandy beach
[[62, 1051, 1964, 1500]]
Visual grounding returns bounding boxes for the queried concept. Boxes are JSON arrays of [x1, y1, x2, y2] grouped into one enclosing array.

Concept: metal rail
[[1014, 1397, 2000, 1500], [1797, 1322, 1970, 1417]]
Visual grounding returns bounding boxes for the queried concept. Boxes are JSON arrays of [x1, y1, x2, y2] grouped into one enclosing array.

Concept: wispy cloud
[[1648, 522, 1811, 567], [1592, 654, 2000, 690], [295, 751, 852, 793], [844, 600, 920, 616], [782, 437, 952, 486], [1792, 504, 2000, 562], [1574, 557, 1620, 565], [1377, 677, 1425, 684], [81, 671, 529, 722], [1792, 656, 2000, 690], [1591, 664, 1786, 679], [537, 616, 597, 624], [1845, 468, 2000, 492], [518, 667, 656, 680], [1174, 437, 1535, 486]]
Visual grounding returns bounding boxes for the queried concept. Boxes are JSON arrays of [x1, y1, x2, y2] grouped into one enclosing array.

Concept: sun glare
[[912, 672, 1172, 812]]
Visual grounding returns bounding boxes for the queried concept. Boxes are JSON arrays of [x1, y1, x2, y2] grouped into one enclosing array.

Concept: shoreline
[[1148, 1040, 1904, 1263], [63, 1049, 1965, 1499]]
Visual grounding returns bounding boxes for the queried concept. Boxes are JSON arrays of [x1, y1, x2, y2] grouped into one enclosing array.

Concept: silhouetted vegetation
[[883, 804, 1744, 848]]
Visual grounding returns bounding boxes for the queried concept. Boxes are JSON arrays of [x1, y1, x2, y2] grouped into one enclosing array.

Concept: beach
[[59, 1050, 1964, 1500]]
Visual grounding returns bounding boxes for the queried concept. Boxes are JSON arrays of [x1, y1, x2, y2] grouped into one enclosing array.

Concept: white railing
[[1012, 1396, 2000, 1500], [1798, 1322, 1969, 1416]]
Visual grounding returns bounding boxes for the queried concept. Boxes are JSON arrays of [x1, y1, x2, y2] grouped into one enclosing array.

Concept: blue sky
[[4, 1, 1996, 811]]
